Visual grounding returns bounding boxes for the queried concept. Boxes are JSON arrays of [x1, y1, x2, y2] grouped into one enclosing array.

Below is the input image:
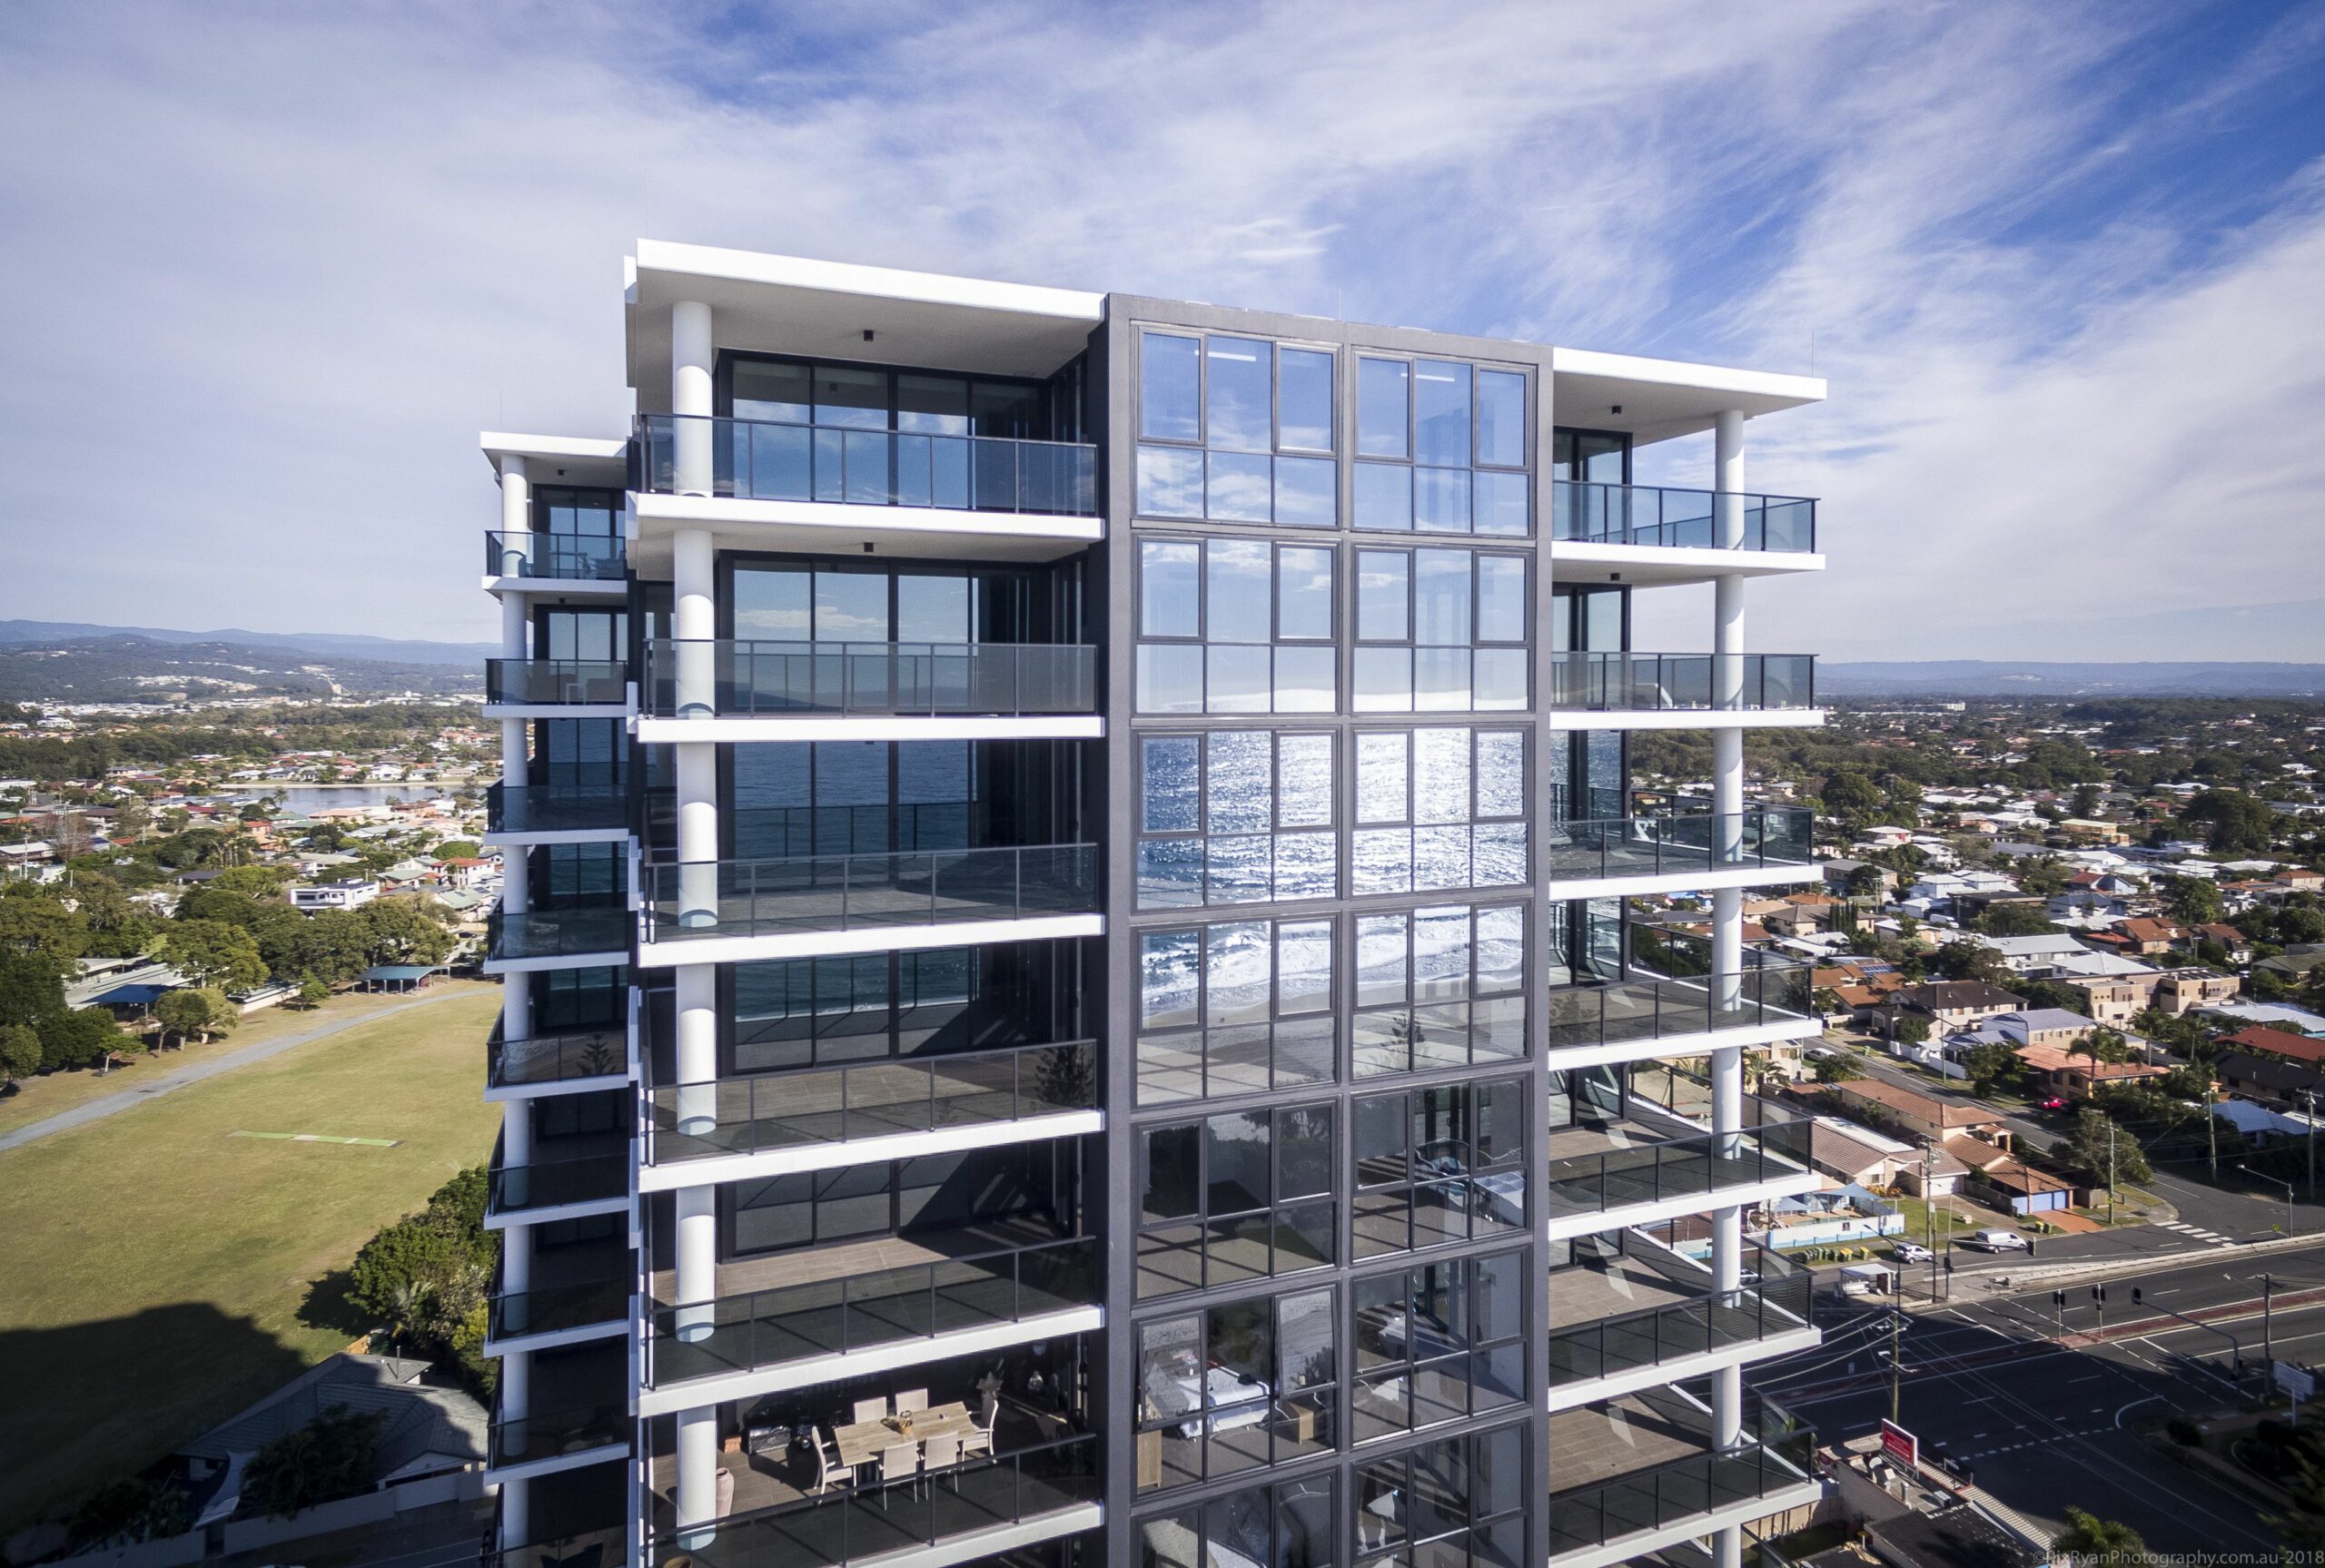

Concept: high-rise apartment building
[[478, 241, 1831, 1568]]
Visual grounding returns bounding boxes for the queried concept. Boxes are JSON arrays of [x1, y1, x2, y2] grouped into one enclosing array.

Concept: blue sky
[[3, 1, 2321, 659]]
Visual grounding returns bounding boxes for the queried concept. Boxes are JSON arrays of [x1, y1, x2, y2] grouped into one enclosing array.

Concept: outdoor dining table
[[833, 1400, 976, 1470]]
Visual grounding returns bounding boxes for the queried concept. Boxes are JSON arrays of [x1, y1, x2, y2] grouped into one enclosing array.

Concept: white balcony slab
[[480, 824, 633, 848], [637, 913, 1103, 969], [1548, 1475, 1825, 1568], [483, 1313, 632, 1358], [634, 715, 1103, 745], [631, 491, 1100, 565], [483, 1435, 632, 1487], [481, 574, 630, 599], [485, 1068, 633, 1105], [637, 1305, 1103, 1417], [841, 1506, 1105, 1568], [1545, 1166, 1825, 1244], [1549, 540, 1825, 585], [1543, 1015, 1822, 1074], [480, 703, 632, 723], [484, 1191, 634, 1230], [639, 1109, 1104, 1191], [483, 948, 633, 977]]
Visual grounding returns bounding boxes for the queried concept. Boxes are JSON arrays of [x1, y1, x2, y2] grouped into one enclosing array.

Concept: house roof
[[2012, 1042, 2169, 1081], [1977, 1159, 2076, 1196], [180, 1353, 486, 1479], [2217, 1051, 2325, 1094], [2220, 1026, 2325, 1065], [1834, 1077, 2003, 1128], [1895, 981, 2027, 1012], [2004, 1008, 2097, 1033]]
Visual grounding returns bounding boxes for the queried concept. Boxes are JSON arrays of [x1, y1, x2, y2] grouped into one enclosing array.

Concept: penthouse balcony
[[1543, 808, 1815, 895], [1547, 1238, 1817, 1408], [484, 766, 629, 842], [480, 657, 629, 715], [638, 639, 1099, 742], [1545, 1107, 1816, 1239], [638, 413, 1098, 516], [639, 1040, 1098, 1183], [483, 528, 627, 587], [637, 844, 1101, 965], [484, 904, 631, 972], [1550, 480, 1815, 552], [642, 1233, 1101, 1403], [1545, 952, 1817, 1068], [1547, 1392, 1821, 1568], [1547, 652, 1817, 721], [486, 1019, 628, 1099]]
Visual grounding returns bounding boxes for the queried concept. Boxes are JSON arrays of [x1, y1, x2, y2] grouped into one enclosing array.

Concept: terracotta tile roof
[[2221, 1026, 2325, 1065]]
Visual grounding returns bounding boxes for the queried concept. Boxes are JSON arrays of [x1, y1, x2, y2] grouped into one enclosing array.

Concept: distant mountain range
[[0, 629, 481, 705], [0, 620, 493, 667], [1819, 661, 2325, 698]]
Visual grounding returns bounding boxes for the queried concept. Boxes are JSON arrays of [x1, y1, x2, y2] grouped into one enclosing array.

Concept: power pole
[[2209, 1096, 2219, 1183], [1891, 1308, 1903, 1424], [2307, 1091, 2317, 1200], [2109, 1119, 2118, 1228], [2263, 1273, 2276, 1368], [1925, 1144, 1938, 1301]]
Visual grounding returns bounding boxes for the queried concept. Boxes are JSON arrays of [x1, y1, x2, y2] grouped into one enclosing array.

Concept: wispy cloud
[[0, 1, 2318, 657]]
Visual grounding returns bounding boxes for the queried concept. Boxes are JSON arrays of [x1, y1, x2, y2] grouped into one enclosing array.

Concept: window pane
[[895, 575, 968, 644], [1476, 370, 1527, 467], [1414, 467, 1471, 534], [1413, 360, 1471, 467], [1357, 551, 1409, 642], [1206, 336, 1273, 451], [1354, 647, 1413, 713], [1476, 907, 1524, 991], [1355, 912, 1407, 1002], [813, 364, 887, 429], [1206, 732, 1273, 833], [1206, 922, 1271, 1026], [1206, 1111, 1271, 1211], [1142, 542, 1202, 637], [1208, 646, 1271, 714], [1415, 551, 1472, 645], [1476, 731, 1526, 818], [815, 569, 887, 642], [1473, 649, 1528, 711], [1358, 358, 1410, 459], [1279, 921, 1332, 1014], [1413, 730, 1470, 824], [1139, 839, 1204, 908], [1143, 737, 1201, 833], [1280, 348, 1335, 451], [1277, 547, 1334, 641], [731, 360, 811, 424], [1356, 733, 1409, 824], [1475, 469, 1529, 537], [1207, 451, 1275, 523], [1139, 446, 1206, 518], [895, 374, 969, 436], [1414, 907, 1470, 1004], [1206, 539, 1273, 644], [1138, 645, 1205, 714], [1278, 734, 1334, 827], [1142, 331, 1202, 442], [1277, 1106, 1333, 1198], [1143, 1124, 1201, 1221], [1354, 462, 1413, 531], [1142, 929, 1201, 1028], [1273, 648, 1337, 714], [1476, 557, 1527, 643], [1274, 456, 1337, 528], [732, 565, 811, 641]]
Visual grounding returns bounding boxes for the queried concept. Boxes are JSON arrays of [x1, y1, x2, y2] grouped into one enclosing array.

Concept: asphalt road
[[1752, 1238, 2325, 1554]]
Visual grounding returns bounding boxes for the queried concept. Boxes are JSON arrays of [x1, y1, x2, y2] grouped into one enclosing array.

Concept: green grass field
[[0, 985, 458, 1139], [0, 984, 501, 1531]]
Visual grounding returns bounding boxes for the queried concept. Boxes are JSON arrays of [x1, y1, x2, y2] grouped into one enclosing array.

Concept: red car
[[2039, 1096, 2067, 1111]]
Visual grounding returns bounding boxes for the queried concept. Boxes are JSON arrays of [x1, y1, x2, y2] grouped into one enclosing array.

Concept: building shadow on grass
[[296, 1267, 371, 1337], [0, 1304, 312, 1534]]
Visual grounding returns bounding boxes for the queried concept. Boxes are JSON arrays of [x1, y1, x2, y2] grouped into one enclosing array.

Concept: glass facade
[[1136, 537, 1337, 715]]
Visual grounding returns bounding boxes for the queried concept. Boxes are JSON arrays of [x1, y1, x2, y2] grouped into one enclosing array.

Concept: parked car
[[1892, 1241, 1934, 1263], [2038, 1096, 2068, 1112], [1959, 1229, 2031, 1252]]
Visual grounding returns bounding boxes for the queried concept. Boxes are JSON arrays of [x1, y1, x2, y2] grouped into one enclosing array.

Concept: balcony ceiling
[[627, 240, 1104, 409], [1550, 348, 1825, 446]]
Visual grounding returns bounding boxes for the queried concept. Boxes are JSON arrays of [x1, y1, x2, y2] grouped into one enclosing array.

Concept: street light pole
[[2242, 1166, 2296, 1237]]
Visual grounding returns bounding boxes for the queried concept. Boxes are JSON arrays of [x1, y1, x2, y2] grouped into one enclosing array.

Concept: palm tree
[[383, 1279, 431, 1357], [2053, 1508, 2146, 1565]]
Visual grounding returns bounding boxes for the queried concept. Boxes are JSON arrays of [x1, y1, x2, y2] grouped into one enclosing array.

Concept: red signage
[[1880, 1419, 1918, 1468]]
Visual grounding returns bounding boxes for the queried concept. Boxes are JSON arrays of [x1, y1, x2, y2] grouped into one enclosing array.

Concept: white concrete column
[[673, 528, 717, 721], [676, 1402, 719, 1546], [676, 1183, 718, 1340], [673, 527, 720, 936], [672, 301, 715, 497], [497, 1319, 532, 1546], [1711, 403, 1751, 1568], [498, 454, 531, 577], [674, 964, 718, 1136]]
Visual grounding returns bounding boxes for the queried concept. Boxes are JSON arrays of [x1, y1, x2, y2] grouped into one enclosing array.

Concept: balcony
[[1548, 652, 1815, 714], [486, 905, 630, 968], [1544, 809, 1815, 889], [488, 1021, 628, 1095], [486, 768, 629, 839], [484, 528, 627, 584], [486, 1139, 631, 1224], [488, 1277, 629, 1346], [640, 639, 1097, 723], [638, 845, 1100, 962], [1548, 1394, 1820, 1566], [645, 1432, 1100, 1568], [482, 657, 628, 708], [643, 1041, 1095, 1173], [487, 1401, 630, 1477], [1546, 952, 1815, 1063], [645, 1232, 1098, 1395], [1546, 1110, 1815, 1237], [637, 413, 1099, 517], [1550, 480, 1815, 552], [1548, 1240, 1815, 1405]]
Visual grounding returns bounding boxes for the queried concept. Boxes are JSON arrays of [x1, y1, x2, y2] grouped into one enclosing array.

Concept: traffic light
[[2092, 1284, 2106, 1305], [2053, 1290, 2066, 1308], [2132, 1286, 2143, 1305]]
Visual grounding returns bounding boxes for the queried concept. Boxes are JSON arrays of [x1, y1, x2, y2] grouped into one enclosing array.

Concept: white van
[[1961, 1228, 2030, 1252]]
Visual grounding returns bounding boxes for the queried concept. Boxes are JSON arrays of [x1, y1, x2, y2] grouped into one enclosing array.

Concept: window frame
[[1350, 1255, 1529, 1445], [1133, 1285, 1341, 1494], [1135, 916, 1341, 1107], [1351, 1076, 1530, 1258], [1136, 1105, 1341, 1299]]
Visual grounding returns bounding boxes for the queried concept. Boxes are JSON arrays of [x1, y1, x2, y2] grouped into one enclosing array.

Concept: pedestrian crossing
[[2156, 1219, 2237, 1247]]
